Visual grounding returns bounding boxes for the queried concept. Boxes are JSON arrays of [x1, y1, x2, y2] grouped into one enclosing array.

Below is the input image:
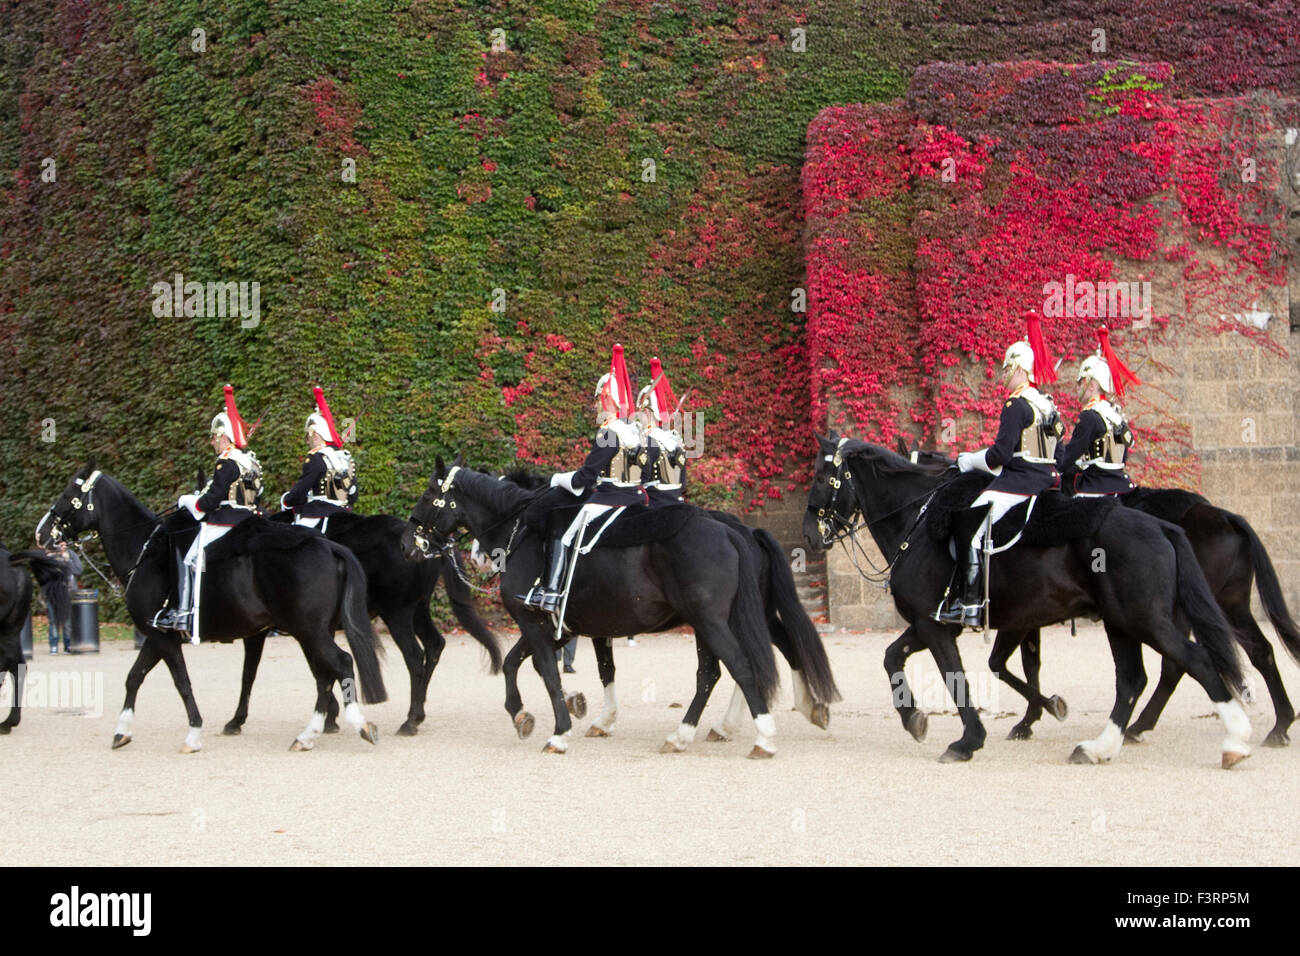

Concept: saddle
[[927, 473, 1118, 550], [524, 490, 699, 549], [205, 515, 322, 562]]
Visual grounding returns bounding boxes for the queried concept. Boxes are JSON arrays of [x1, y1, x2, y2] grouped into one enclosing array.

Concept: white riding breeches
[[184, 521, 233, 568], [293, 515, 325, 531], [969, 490, 1029, 551], [561, 503, 615, 549]]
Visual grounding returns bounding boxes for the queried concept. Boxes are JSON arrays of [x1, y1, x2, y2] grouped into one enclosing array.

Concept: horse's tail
[[1162, 522, 1244, 695], [440, 547, 502, 674], [751, 529, 840, 703], [326, 541, 387, 705], [9, 550, 68, 625], [1221, 510, 1300, 665], [723, 524, 780, 708]]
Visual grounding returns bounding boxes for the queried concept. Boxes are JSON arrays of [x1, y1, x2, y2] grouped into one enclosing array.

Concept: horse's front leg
[[883, 626, 929, 743], [0, 662, 21, 732], [523, 623, 572, 752], [113, 634, 164, 749], [916, 620, 986, 762], [502, 634, 534, 739]]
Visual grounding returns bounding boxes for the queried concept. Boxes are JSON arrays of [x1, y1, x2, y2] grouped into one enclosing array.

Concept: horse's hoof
[[706, 728, 729, 742], [1124, 729, 1146, 744], [542, 742, 565, 754], [395, 722, 418, 737], [514, 712, 534, 739], [1263, 730, 1290, 748], [1068, 745, 1096, 764], [566, 692, 587, 719], [585, 725, 609, 738], [179, 742, 200, 754], [0, 723, 11, 735], [938, 746, 971, 763], [360, 723, 379, 745], [220, 723, 241, 736], [660, 740, 684, 754], [1007, 724, 1033, 741], [906, 711, 928, 743], [1221, 750, 1249, 770], [111, 734, 131, 750], [289, 738, 312, 752], [1047, 695, 1069, 721], [810, 702, 830, 730], [747, 745, 775, 759], [323, 721, 341, 735]]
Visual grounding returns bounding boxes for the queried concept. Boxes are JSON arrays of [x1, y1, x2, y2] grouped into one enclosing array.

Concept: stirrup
[[519, 586, 562, 613], [151, 608, 192, 634]]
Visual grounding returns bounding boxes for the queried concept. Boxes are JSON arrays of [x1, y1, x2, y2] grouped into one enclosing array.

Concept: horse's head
[[404, 453, 467, 560], [803, 433, 857, 553], [36, 457, 104, 547]]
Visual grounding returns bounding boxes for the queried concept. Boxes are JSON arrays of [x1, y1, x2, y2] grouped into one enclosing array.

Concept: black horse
[[406, 459, 784, 756], [898, 439, 1300, 745], [490, 469, 838, 745], [36, 460, 386, 752], [214, 509, 502, 737], [804, 435, 1252, 767], [0, 541, 37, 733]]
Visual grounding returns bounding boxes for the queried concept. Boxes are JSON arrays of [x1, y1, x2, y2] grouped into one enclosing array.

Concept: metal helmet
[[306, 411, 334, 445], [210, 411, 236, 444], [1002, 340, 1035, 377], [1077, 354, 1114, 394]]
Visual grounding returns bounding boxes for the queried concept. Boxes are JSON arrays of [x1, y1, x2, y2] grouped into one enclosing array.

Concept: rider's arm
[[570, 430, 620, 493], [282, 453, 324, 510], [984, 398, 1030, 470], [1055, 409, 1103, 470], [195, 459, 239, 514]]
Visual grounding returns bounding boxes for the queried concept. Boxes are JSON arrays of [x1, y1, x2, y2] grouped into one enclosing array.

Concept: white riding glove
[[957, 449, 1001, 476], [178, 493, 204, 520], [550, 471, 580, 495]]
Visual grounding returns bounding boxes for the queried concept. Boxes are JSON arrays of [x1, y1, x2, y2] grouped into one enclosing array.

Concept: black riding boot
[[519, 538, 570, 612], [152, 549, 194, 633], [935, 505, 990, 627], [958, 546, 984, 628]]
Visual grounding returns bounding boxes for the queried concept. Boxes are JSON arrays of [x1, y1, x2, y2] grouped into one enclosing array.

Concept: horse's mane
[[835, 438, 950, 478], [453, 467, 543, 512], [499, 465, 549, 490]]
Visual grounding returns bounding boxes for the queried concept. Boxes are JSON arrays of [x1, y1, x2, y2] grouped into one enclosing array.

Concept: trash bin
[[19, 609, 33, 661], [68, 588, 100, 654]]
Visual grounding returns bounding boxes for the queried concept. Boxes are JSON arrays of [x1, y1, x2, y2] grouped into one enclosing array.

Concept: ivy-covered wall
[[1, 2, 1297, 625]]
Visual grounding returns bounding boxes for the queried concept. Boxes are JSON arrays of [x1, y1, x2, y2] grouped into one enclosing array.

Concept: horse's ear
[[910, 438, 920, 453], [895, 436, 908, 456], [85, 454, 97, 474], [452, 452, 465, 468], [195, 467, 206, 489], [434, 455, 446, 478]]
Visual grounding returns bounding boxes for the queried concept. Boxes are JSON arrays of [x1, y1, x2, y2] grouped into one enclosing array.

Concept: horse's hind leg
[[1229, 608, 1293, 746], [0, 663, 21, 732], [1071, 626, 1145, 765], [1147, 621, 1252, 767], [883, 626, 929, 743], [994, 629, 1066, 740], [223, 630, 267, 736], [413, 603, 447, 729], [694, 622, 775, 759], [662, 641, 721, 753], [586, 637, 618, 737], [112, 636, 164, 749], [502, 635, 534, 738], [156, 638, 203, 754], [331, 640, 378, 745], [1124, 656, 1183, 742]]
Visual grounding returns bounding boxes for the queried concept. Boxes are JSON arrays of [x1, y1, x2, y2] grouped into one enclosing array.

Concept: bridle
[[810, 439, 955, 585], [408, 466, 526, 596]]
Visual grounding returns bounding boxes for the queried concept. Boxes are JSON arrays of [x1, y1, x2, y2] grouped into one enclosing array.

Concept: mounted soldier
[[1056, 326, 1141, 498], [154, 385, 263, 642], [641, 357, 689, 508], [281, 386, 357, 531], [520, 344, 647, 613], [938, 312, 1064, 628]]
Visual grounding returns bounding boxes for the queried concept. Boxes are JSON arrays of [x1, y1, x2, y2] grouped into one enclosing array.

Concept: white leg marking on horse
[[711, 684, 747, 739], [593, 684, 618, 732], [791, 670, 813, 720], [343, 701, 365, 732], [1215, 699, 1251, 758], [115, 709, 134, 736], [754, 712, 777, 754], [663, 721, 698, 752], [545, 734, 569, 752], [184, 726, 202, 752], [296, 711, 326, 748], [1078, 721, 1123, 763]]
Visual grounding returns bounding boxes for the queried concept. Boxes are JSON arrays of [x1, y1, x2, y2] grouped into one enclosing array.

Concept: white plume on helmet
[[1078, 354, 1114, 394], [1002, 340, 1035, 376], [306, 411, 333, 444]]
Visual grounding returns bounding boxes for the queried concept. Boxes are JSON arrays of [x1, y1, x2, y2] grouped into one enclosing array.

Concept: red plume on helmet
[[597, 344, 634, 419], [1097, 326, 1141, 399], [223, 384, 251, 448], [312, 385, 344, 447], [648, 357, 679, 427], [1025, 310, 1057, 385]]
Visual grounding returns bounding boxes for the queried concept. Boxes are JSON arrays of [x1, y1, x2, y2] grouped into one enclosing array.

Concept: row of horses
[[2, 435, 1296, 769]]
